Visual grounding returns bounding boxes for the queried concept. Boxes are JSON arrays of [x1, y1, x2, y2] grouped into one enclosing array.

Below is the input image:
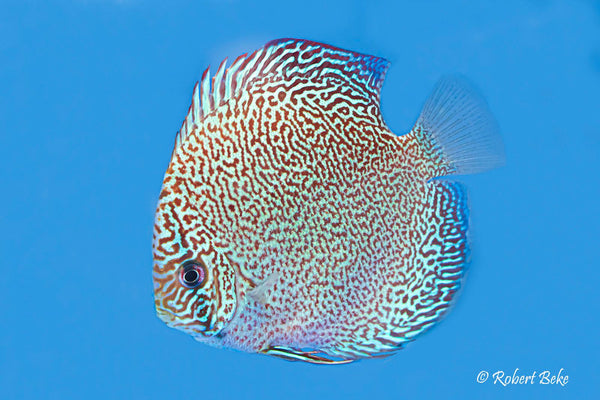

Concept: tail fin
[[416, 76, 505, 176]]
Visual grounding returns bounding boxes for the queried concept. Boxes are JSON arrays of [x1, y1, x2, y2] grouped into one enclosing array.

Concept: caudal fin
[[416, 76, 505, 176]]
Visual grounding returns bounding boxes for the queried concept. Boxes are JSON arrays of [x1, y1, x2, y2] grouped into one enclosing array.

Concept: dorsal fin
[[174, 38, 390, 150], [261, 38, 390, 100]]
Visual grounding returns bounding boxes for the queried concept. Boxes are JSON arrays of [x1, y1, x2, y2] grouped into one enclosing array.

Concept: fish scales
[[153, 38, 504, 363]]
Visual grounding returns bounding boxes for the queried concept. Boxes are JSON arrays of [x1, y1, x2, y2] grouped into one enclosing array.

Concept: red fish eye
[[179, 261, 206, 288]]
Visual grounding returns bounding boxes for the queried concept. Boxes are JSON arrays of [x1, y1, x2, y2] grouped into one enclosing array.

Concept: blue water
[[1, 1, 598, 399]]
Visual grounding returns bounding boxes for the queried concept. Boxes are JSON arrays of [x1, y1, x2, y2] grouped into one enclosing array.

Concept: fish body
[[153, 38, 504, 363]]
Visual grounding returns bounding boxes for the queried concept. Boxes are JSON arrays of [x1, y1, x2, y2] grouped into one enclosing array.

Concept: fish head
[[152, 181, 238, 340]]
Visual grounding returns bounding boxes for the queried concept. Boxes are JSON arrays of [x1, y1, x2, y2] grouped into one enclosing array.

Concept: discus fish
[[153, 38, 504, 364]]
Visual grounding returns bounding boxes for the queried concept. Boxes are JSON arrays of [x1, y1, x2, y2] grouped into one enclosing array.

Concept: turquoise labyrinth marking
[[152, 38, 504, 364]]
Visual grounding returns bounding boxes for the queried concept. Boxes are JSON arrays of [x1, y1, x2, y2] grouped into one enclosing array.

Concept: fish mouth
[[155, 306, 176, 325], [155, 303, 221, 337]]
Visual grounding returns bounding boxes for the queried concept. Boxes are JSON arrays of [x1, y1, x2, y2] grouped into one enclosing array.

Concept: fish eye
[[179, 261, 206, 288]]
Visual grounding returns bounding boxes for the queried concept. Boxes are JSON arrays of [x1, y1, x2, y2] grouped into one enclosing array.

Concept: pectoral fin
[[246, 272, 281, 305]]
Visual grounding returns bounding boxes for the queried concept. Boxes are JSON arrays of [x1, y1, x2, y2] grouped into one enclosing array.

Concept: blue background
[[1, 0, 598, 399]]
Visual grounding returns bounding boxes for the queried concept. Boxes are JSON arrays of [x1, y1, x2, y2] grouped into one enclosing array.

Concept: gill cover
[[153, 199, 239, 338]]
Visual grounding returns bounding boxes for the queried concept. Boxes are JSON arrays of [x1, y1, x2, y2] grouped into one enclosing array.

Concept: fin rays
[[416, 75, 506, 176]]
